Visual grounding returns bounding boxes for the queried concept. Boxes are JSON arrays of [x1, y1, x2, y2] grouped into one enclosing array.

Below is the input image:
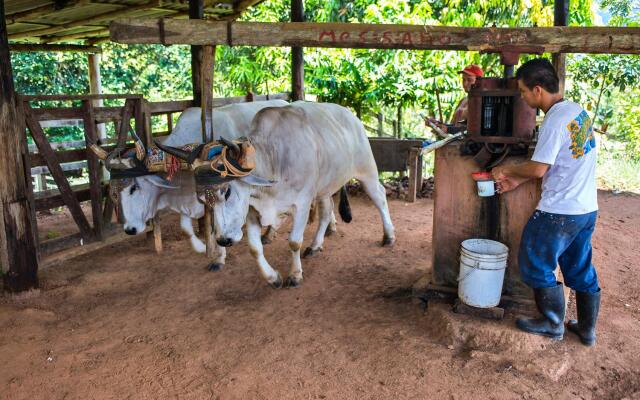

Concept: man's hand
[[491, 166, 529, 194]]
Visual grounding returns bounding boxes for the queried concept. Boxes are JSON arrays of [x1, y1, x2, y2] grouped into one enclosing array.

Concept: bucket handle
[[457, 258, 479, 282]]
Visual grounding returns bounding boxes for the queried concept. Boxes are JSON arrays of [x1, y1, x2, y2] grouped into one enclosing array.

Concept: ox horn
[[219, 136, 240, 156], [154, 140, 204, 164]]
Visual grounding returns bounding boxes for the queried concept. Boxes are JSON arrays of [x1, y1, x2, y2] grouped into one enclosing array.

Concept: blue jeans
[[519, 210, 599, 293]]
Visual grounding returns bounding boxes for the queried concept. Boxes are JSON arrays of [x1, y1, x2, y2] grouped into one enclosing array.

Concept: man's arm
[[491, 161, 549, 193]]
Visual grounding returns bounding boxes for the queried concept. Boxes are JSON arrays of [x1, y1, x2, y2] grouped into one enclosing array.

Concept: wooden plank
[[110, 19, 640, 54], [29, 145, 117, 167], [21, 94, 143, 102], [147, 100, 193, 114], [40, 226, 148, 268], [34, 183, 108, 212], [83, 100, 104, 240], [1, 1, 40, 292], [28, 106, 84, 121], [204, 207, 215, 259], [151, 215, 162, 253], [9, 44, 102, 53], [24, 104, 93, 241]]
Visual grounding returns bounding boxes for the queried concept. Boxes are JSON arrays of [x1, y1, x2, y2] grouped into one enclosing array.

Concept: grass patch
[[597, 151, 640, 193]]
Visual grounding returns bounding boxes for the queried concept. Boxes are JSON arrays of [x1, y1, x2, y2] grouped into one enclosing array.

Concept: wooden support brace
[[204, 207, 215, 259], [24, 103, 93, 241]]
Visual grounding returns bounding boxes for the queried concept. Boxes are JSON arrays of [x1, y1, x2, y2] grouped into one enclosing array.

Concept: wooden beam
[[41, 29, 110, 43], [9, 43, 102, 53], [0, 1, 40, 292], [291, 0, 304, 101], [9, 1, 161, 40], [21, 93, 142, 101], [110, 19, 640, 54], [24, 103, 94, 241]]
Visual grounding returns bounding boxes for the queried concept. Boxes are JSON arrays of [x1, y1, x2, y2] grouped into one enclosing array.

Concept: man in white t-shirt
[[491, 58, 600, 346]]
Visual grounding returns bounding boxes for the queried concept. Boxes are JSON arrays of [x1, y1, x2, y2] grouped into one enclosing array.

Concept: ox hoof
[[261, 235, 272, 245], [324, 227, 336, 237], [302, 247, 321, 258], [268, 274, 283, 289], [382, 236, 396, 247], [284, 276, 303, 288], [207, 263, 224, 272]]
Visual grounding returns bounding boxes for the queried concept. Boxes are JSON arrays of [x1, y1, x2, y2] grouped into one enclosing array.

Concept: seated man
[[425, 64, 484, 134]]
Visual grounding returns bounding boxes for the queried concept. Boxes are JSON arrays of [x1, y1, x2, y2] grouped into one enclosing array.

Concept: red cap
[[459, 65, 484, 77]]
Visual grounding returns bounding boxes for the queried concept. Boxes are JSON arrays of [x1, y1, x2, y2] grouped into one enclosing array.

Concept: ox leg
[[359, 177, 396, 246], [261, 225, 277, 245], [285, 202, 311, 288], [303, 197, 332, 259], [247, 210, 282, 289], [181, 215, 226, 271], [325, 196, 337, 237], [181, 215, 206, 253]]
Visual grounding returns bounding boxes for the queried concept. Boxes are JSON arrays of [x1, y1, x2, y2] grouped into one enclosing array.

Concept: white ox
[[162, 101, 395, 288], [115, 100, 288, 270]]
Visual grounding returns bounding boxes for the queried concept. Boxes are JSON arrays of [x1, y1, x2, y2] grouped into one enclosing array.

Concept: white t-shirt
[[531, 100, 598, 215]]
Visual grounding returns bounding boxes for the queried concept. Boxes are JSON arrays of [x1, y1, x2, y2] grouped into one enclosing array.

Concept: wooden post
[[0, 0, 40, 292], [291, 0, 305, 101], [82, 100, 104, 240], [190, 0, 204, 107], [376, 113, 384, 137], [397, 104, 403, 138], [552, 0, 569, 95], [407, 147, 420, 203], [87, 53, 106, 142]]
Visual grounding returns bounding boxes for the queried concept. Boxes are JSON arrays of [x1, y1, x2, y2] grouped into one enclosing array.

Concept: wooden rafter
[[9, 43, 102, 52], [110, 19, 640, 55], [9, 0, 161, 40], [41, 28, 110, 43]]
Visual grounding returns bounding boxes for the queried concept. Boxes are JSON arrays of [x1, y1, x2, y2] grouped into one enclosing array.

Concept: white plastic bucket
[[458, 239, 509, 308]]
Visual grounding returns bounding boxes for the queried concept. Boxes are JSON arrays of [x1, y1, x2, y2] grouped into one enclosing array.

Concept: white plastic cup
[[477, 180, 496, 197]]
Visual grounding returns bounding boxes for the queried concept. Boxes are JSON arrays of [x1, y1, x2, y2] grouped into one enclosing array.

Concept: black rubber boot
[[567, 289, 601, 346], [516, 282, 565, 340]]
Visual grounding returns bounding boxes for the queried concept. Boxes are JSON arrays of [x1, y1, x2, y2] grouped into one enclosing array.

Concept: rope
[[210, 146, 251, 178], [164, 154, 180, 181]]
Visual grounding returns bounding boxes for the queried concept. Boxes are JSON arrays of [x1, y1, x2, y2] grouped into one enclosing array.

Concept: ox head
[[90, 137, 181, 235], [156, 137, 274, 246]]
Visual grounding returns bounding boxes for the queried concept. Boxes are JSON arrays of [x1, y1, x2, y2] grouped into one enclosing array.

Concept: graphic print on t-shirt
[[567, 110, 595, 159]]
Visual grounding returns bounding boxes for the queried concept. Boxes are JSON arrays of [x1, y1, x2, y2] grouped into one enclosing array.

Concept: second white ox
[[161, 101, 396, 288], [115, 100, 288, 269]]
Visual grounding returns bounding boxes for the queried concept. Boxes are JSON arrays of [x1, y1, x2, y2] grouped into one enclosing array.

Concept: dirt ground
[[1, 190, 639, 400]]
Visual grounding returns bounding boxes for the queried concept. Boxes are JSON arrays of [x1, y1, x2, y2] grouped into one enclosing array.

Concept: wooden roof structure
[[5, 0, 264, 46]]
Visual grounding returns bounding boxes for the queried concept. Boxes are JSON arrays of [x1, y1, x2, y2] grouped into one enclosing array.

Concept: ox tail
[[339, 186, 352, 223]]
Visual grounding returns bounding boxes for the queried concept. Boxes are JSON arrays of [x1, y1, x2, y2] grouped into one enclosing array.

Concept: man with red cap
[[426, 64, 484, 132]]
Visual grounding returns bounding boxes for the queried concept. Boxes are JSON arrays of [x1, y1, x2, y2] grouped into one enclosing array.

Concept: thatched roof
[[5, 0, 265, 45]]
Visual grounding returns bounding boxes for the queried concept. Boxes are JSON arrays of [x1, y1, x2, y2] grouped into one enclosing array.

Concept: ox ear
[[239, 174, 276, 187], [144, 175, 180, 189]]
